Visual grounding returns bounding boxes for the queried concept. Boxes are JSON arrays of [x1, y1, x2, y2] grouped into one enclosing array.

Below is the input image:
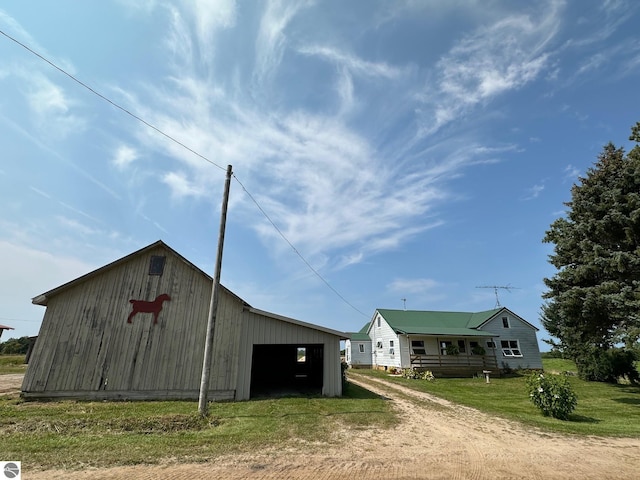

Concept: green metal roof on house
[[376, 308, 503, 336], [347, 323, 372, 341]]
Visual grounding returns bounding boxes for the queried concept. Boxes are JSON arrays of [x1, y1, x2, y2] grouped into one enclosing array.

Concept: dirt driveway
[[3, 372, 640, 479]]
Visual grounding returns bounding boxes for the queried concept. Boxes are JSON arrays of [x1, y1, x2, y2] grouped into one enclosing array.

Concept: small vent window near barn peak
[[149, 255, 166, 275]]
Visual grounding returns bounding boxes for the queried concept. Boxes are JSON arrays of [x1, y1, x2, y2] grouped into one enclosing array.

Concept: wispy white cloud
[[417, 4, 561, 135], [112, 145, 139, 170], [162, 171, 207, 199], [298, 45, 405, 80], [55, 215, 101, 236], [388, 278, 440, 294], [0, 112, 121, 201], [0, 240, 96, 333], [93, 1, 565, 273], [254, 0, 314, 84], [522, 183, 545, 201], [563, 164, 580, 182], [25, 73, 85, 139], [29, 186, 51, 199]]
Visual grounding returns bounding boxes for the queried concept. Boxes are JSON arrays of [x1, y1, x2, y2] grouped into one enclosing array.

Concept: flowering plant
[[526, 372, 577, 420], [402, 368, 435, 381]]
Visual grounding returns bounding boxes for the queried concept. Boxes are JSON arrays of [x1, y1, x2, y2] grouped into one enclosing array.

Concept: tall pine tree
[[542, 122, 640, 382]]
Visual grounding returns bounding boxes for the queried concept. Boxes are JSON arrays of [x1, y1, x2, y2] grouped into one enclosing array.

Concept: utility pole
[[199, 164, 232, 417]]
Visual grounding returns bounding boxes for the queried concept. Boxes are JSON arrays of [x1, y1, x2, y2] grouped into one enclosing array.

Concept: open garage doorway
[[250, 344, 324, 398]]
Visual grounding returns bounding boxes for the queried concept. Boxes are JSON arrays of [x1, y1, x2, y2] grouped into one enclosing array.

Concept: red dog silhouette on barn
[[127, 293, 171, 325]]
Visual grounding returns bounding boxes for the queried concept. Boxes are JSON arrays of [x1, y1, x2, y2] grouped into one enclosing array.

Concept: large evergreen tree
[[542, 122, 640, 382]]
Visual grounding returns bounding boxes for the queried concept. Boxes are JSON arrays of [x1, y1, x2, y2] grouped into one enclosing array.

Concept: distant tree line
[[0, 336, 31, 355]]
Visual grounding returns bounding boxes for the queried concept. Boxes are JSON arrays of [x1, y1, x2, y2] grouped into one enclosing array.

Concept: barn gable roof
[[31, 240, 249, 308]]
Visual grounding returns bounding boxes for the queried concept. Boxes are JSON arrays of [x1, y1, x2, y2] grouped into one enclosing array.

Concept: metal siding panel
[[480, 315, 542, 370]]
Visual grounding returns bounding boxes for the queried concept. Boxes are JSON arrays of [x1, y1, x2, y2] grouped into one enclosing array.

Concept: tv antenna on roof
[[401, 298, 407, 310], [475, 285, 519, 308]]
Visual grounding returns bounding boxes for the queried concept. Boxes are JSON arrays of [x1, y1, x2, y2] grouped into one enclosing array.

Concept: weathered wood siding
[[480, 313, 542, 370], [235, 310, 343, 400], [22, 245, 243, 400]]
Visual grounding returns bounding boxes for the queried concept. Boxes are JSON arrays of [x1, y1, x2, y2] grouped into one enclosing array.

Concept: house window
[[149, 255, 166, 275], [486, 341, 497, 349], [502, 317, 510, 328], [376, 341, 383, 349], [440, 341, 452, 356], [377, 317, 381, 327], [358, 344, 365, 353], [411, 340, 426, 355], [390, 340, 394, 347], [457, 340, 466, 354], [501, 340, 522, 357], [389, 348, 395, 356]]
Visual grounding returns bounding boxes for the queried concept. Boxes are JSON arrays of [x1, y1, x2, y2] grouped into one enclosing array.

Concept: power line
[[0, 28, 369, 320], [0, 316, 40, 323], [0, 29, 226, 173], [234, 175, 369, 318]]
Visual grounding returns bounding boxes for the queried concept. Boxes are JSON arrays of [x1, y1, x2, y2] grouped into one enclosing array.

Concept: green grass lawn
[[0, 355, 27, 374], [0, 382, 396, 470], [352, 358, 640, 437], [1, 354, 638, 471]]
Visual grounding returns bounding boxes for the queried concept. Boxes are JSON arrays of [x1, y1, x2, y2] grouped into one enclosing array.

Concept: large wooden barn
[[22, 241, 346, 401]]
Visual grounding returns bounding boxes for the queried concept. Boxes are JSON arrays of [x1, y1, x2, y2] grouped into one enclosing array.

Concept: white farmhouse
[[346, 307, 542, 376]]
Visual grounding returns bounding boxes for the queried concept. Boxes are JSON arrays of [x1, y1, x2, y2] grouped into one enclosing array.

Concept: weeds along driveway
[[10, 372, 640, 480]]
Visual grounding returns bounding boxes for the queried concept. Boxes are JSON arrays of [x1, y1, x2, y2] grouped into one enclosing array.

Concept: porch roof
[[377, 308, 502, 337], [399, 327, 494, 337], [347, 323, 372, 341]]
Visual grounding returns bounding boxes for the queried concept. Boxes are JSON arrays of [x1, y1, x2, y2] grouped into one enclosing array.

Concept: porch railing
[[410, 354, 498, 371]]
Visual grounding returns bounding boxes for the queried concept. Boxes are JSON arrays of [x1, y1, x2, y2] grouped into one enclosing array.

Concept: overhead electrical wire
[[0, 28, 369, 319], [0, 29, 226, 173], [233, 176, 369, 318]]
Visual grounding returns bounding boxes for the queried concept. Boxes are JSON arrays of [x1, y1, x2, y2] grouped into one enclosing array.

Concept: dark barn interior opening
[[250, 344, 324, 398]]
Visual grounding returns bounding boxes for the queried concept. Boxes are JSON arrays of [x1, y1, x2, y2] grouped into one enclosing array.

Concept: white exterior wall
[[345, 339, 372, 367], [369, 314, 402, 369], [480, 313, 542, 370]]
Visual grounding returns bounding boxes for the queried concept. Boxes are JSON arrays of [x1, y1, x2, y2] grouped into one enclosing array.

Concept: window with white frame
[[501, 340, 522, 357], [502, 316, 510, 328], [358, 344, 365, 353], [411, 340, 426, 355], [376, 340, 383, 349], [377, 317, 381, 327], [486, 340, 497, 349]]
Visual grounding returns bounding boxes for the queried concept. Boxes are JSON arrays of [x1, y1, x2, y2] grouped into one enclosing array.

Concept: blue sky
[[1, 1, 639, 350]]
